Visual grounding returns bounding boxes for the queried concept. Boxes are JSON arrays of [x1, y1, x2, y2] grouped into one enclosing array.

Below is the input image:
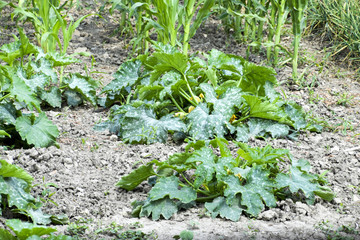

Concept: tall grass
[[307, 0, 360, 64]]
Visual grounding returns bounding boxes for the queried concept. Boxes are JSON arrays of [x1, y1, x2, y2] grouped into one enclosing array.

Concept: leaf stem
[[0, 93, 11, 102], [196, 193, 221, 202], [169, 94, 185, 113]]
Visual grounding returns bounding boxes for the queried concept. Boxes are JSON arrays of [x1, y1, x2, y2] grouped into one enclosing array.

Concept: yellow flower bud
[[188, 106, 195, 113], [229, 114, 237, 123]]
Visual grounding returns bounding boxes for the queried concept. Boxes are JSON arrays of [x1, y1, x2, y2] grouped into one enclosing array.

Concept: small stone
[[39, 152, 52, 161], [295, 202, 310, 215], [331, 145, 340, 153], [332, 197, 342, 205], [258, 210, 278, 221], [63, 158, 73, 165], [110, 135, 118, 142], [29, 149, 39, 158]]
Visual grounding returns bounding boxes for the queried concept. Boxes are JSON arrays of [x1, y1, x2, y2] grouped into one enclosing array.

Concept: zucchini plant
[[96, 44, 321, 144], [0, 28, 98, 148], [0, 159, 71, 239], [118, 138, 334, 221]]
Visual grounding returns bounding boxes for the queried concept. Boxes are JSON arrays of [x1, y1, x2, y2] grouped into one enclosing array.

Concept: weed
[[67, 218, 92, 238], [33, 177, 59, 207], [316, 220, 359, 240], [336, 93, 354, 106], [95, 222, 157, 239]]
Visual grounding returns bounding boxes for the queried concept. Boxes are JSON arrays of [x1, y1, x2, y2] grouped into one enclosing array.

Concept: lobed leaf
[[205, 196, 243, 221], [102, 60, 142, 94], [140, 197, 178, 220], [15, 112, 59, 148], [224, 166, 276, 216], [149, 176, 197, 203], [116, 164, 155, 191], [65, 73, 98, 105], [186, 103, 231, 140], [121, 106, 186, 144]]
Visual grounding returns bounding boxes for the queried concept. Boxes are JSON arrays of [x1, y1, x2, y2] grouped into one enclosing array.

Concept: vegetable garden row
[[1, 0, 354, 239]]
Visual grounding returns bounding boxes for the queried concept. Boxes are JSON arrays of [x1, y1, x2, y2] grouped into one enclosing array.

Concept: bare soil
[[1, 2, 360, 239]]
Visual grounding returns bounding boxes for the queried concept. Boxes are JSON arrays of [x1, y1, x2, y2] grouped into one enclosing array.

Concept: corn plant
[[108, 0, 214, 54], [288, 0, 309, 81], [11, 0, 64, 53]]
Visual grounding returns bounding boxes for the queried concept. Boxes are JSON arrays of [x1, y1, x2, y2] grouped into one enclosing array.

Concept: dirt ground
[[1, 2, 360, 239]]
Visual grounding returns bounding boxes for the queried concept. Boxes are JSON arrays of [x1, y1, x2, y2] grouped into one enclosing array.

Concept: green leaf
[[186, 147, 217, 188], [224, 166, 276, 216], [116, 164, 155, 191], [30, 58, 58, 83], [65, 73, 98, 105], [40, 86, 62, 108], [149, 176, 197, 203], [186, 103, 231, 140], [243, 95, 286, 122], [45, 52, 79, 67], [235, 119, 290, 142], [0, 229, 16, 240], [284, 103, 307, 130], [6, 219, 56, 240], [0, 130, 10, 138], [102, 60, 142, 94], [179, 230, 194, 240], [0, 159, 33, 186], [23, 73, 50, 93], [140, 197, 178, 220], [205, 196, 243, 221], [236, 143, 289, 168], [10, 68, 40, 111], [276, 159, 320, 204], [15, 112, 59, 148], [151, 52, 188, 82], [121, 106, 186, 144], [240, 61, 277, 96], [0, 102, 17, 125], [0, 176, 35, 210], [200, 83, 243, 119]]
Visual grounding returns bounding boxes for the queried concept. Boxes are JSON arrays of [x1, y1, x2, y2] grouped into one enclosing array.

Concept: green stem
[[169, 94, 186, 113], [267, 4, 277, 62], [0, 93, 11, 102], [292, 34, 300, 81], [179, 88, 197, 106], [196, 193, 221, 202], [274, 0, 289, 65], [180, 173, 194, 188], [181, 73, 197, 105], [231, 114, 250, 125], [59, 66, 64, 85]]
